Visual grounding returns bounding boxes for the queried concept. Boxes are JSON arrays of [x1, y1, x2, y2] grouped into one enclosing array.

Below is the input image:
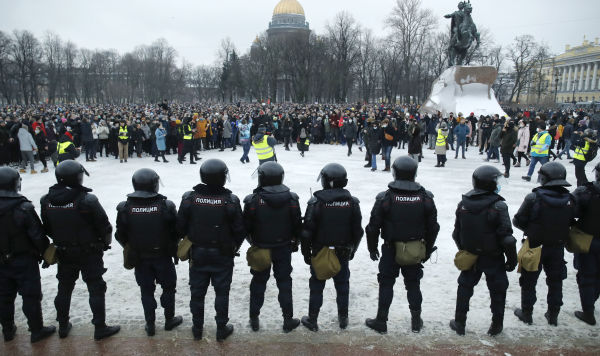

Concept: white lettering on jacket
[[48, 202, 75, 209], [325, 201, 350, 208], [130, 206, 159, 214]]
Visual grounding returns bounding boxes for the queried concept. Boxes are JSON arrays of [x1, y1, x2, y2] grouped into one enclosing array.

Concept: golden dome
[[273, 0, 305, 16]]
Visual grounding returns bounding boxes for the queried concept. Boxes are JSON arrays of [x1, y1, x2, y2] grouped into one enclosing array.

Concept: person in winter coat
[[297, 119, 310, 157], [427, 117, 439, 150], [56, 130, 80, 165], [221, 116, 232, 151], [80, 118, 94, 162], [453, 119, 470, 159], [500, 120, 518, 178], [17, 124, 37, 174], [366, 121, 383, 171], [557, 118, 575, 160], [381, 119, 397, 171], [196, 117, 209, 151], [154, 122, 168, 163], [515, 120, 531, 167], [343, 118, 358, 156], [407, 121, 422, 162], [0, 120, 11, 166], [97, 121, 110, 158], [485, 120, 502, 162], [33, 127, 49, 173], [434, 122, 449, 167], [238, 120, 252, 164], [282, 117, 293, 151]]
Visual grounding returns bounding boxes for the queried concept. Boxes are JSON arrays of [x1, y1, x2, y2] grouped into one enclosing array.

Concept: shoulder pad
[[493, 200, 508, 211], [165, 200, 177, 210], [83, 193, 99, 205], [243, 194, 255, 205], [424, 190, 435, 199], [18, 201, 35, 212], [229, 194, 240, 204], [307, 196, 318, 205], [116, 201, 127, 212], [181, 191, 194, 200], [352, 196, 360, 204], [375, 191, 387, 201], [290, 192, 300, 201]]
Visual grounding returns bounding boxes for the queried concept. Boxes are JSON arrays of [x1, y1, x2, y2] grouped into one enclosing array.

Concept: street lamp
[[572, 79, 579, 105], [554, 70, 559, 105]]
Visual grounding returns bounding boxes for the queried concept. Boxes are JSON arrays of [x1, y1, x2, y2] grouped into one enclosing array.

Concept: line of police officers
[[0, 156, 599, 343]]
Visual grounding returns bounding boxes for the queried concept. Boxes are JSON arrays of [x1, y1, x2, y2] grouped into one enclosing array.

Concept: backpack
[[584, 141, 597, 162]]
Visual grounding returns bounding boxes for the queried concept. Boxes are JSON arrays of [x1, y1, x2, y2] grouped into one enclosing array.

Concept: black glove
[[424, 246, 437, 262], [369, 249, 380, 261], [41, 261, 50, 269], [290, 240, 299, 253], [303, 254, 311, 266], [504, 244, 518, 272]]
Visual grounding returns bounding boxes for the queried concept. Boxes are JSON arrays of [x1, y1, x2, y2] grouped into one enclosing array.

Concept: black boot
[[364, 163, 371, 168], [250, 316, 260, 332], [2, 324, 16, 342], [514, 308, 533, 325], [94, 324, 121, 340], [487, 315, 503, 336], [544, 308, 560, 326], [30, 326, 56, 343], [449, 312, 466, 336], [145, 322, 155, 336], [216, 324, 234, 342], [58, 322, 72, 338], [575, 310, 597, 326], [301, 314, 319, 332], [283, 317, 300, 333], [365, 309, 388, 334], [338, 312, 349, 330], [192, 325, 203, 340], [411, 310, 423, 333], [165, 316, 183, 331]]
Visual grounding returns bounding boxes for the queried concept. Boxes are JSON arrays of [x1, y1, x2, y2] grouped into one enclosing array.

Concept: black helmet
[[0, 167, 21, 192], [392, 156, 418, 182], [200, 159, 229, 187], [55, 160, 89, 187], [595, 162, 600, 182], [258, 162, 284, 187], [472, 165, 503, 192], [318, 163, 347, 189], [538, 162, 570, 187], [132, 168, 160, 193]]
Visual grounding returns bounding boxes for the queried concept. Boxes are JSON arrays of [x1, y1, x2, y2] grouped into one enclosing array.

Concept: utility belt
[[0, 250, 37, 265], [55, 243, 104, 257]]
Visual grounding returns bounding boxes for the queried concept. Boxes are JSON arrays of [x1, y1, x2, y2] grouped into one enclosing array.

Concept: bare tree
[[356, 29, 379, 103], [508, 35, 541, 103], [11, 30, 42, 105], [326, 11, 361, 102]]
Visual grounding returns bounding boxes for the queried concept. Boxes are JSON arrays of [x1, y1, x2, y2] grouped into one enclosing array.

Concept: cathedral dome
[[273, 0, 305, 16]]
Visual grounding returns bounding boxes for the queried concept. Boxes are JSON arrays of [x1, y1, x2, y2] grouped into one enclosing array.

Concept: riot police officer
[[365, 156, 440, 334], [450, 165, 517, 336], [0, 167, 56, 343], [300, 163, 363, 331], [572, 162, 600, 325], [243, 162, 302, 333], [115, 168, 182, 336], [513, 162, 576, 326], [40, 160, 120, 340], [176, 159, 246, 341]]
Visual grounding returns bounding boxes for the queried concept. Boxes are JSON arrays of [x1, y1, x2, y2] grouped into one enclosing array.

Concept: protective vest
[[531, 132, 550, 156], [124, 199, 172, 256], [251, 193, 294, 247], [43, 194, 97, 248], [573, 141, 589, 162], [315, 198, 354, 247], [56, 141, 74, 164], [183, 125, 193, 140], [252, 136, 274, 160], [118, 126, 128, 141], [525, 190, 573, 247], [186, 192, 232, 247], [457, 197, 502, 256], [578, 185, 600, 235], [381, 190, 426, 242], [0, 208, 33, 259], [436, 129, 447, 147]]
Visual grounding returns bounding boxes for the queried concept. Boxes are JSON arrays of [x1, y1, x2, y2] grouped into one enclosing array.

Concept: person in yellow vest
[[573, 129, 598, 187], [522, 123, 551, 182], [56, 128, 80, 166], [252, 125, 277, 165], [117, 120, 130, 163], [178, 118, 198, 165], [434, 122, 449, 167]]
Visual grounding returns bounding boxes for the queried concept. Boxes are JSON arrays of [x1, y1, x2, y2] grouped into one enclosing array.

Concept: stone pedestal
[[421, 66, 507, 117]]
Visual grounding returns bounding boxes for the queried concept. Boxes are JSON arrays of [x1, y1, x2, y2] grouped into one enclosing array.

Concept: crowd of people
[[0, 102, 598, 184]]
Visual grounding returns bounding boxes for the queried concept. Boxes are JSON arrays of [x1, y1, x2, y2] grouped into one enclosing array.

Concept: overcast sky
[[1, 0, 598, 66]]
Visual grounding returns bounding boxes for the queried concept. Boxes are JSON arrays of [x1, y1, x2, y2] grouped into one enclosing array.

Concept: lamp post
[[572, 79, 579, 105], [554, 70, 559, 105]]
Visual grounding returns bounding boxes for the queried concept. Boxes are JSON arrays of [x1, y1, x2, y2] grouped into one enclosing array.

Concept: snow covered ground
[[11, 143, 600, 349]]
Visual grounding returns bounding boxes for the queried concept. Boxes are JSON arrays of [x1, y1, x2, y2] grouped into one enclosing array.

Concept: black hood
[[533, 186, 571, 207], [314, 188, 352, 203], [59, 134, 72, 143], [388, 180, 422, 192], [46, 184, 92, 205], [254, 184, 291, 208], [462, 189, 504, 210], [193, 183, 231, 196], [0, 191, 28, 214], [253, 133, 265, 143]]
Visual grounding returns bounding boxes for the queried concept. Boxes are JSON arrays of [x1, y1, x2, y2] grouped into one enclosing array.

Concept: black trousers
[[0, 255, 44, 332], [519, 245, 567, 312], [55, 251, 107, 326], [134, 256, 177, 323], [249, 246, 293, 319]]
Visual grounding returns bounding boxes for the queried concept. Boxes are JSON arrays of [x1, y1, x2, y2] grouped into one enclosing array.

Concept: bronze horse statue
[[447, 2, 480, 67]]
